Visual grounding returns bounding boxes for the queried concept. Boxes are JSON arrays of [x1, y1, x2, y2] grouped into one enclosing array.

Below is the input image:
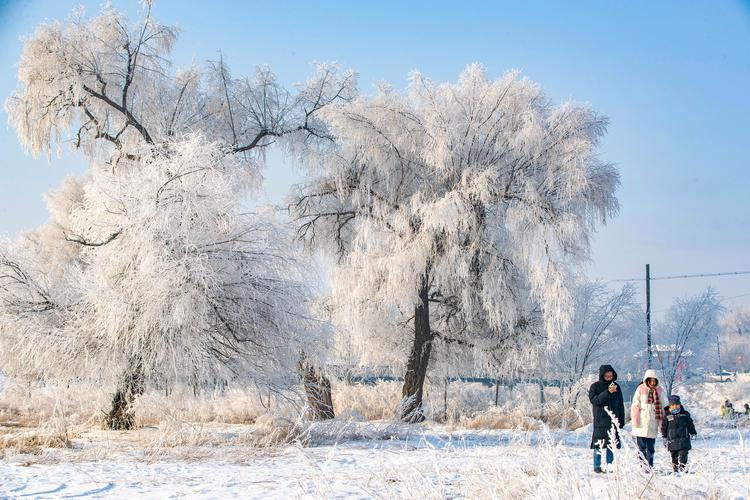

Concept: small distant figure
[[744, 403, 750, 416], [720, 399, 734, 419], [662, 395, 697, 473]]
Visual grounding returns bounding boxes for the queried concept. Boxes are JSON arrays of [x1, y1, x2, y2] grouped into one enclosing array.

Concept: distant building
[[633, 344, 694, 383]]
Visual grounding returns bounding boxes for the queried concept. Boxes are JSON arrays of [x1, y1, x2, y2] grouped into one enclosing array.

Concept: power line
[[606, 270, 750, 283], [636, 291, 750, 315], [650, 293, 750, 314], [652, 270, 750, 281], [623, 265, 749, 362], [721, 292, 750, 303]]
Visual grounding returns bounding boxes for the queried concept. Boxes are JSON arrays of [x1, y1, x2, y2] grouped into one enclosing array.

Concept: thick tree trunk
[[400, 279, 433, 423], [106, 358, 144, 430], [299, 355, 335, 420]]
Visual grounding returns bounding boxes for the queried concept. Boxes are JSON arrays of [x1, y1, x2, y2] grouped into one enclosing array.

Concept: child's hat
[[668, 395, 681, 404]]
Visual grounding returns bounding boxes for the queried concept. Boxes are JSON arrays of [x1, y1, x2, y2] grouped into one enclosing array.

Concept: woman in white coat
[[630, 369, 666, 468]]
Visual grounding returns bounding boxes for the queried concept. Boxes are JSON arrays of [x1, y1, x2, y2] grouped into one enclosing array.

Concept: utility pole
[[716, 336, 723, 382], [646, 264, 653, 367]]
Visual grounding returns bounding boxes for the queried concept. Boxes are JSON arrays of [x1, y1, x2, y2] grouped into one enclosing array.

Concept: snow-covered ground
[[1, 420, 748, 499], [1, 379, 749, 499]]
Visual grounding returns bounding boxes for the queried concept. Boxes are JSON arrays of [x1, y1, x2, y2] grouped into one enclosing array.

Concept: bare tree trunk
[[299, 355, 335, 420], [400, 279, 432, 423], [106, 358, 144, 430]]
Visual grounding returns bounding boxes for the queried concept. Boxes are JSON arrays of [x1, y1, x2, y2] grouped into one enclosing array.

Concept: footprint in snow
[[61, 482, 115, 498], [20, 483, 66, 497]]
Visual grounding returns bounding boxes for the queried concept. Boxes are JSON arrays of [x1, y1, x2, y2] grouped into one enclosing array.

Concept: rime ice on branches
[[0, 3, 354, 428], [292, 64, 620, 421]]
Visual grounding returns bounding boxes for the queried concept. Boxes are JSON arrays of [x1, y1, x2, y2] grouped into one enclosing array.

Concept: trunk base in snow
[[105, 361, 144, 430], [399, 279, 432, 423], [300, 360, 335, 420]]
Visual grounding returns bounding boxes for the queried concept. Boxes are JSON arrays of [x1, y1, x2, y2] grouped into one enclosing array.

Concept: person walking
[[630, 369, 666, 468], [661, 395, 697, 472], [589, 364, 625, 473]]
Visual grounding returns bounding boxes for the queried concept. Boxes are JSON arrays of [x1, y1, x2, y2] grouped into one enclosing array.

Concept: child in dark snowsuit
[[661, 395, 697, 472]]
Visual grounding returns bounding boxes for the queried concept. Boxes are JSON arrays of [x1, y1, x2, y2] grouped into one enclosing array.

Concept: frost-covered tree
[[0, 137, 327, 428], [5, 3, 354, 166], [718, 306, 750, 372], [291, 65, 620, 421], [547, 281, 639, 404], [654, 288, 723, 395], [1, 4, 354, 427]]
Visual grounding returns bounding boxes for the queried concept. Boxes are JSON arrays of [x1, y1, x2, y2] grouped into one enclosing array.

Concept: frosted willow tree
[[548, 281, 639, 405], [291, 65, 620, 421], [5, 3, 354, 165], [0, 139, 324, 427], [655, 288, 722, 395], [719, 306, 750, 371], [1, 3, 354, 427]]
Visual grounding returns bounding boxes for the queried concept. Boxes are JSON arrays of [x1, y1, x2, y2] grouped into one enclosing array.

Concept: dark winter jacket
[[660, 405, 697, 451], [588, 364, 626, 449]]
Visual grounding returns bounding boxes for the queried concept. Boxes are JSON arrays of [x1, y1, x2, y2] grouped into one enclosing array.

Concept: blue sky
[[1, 0, 749, 318]]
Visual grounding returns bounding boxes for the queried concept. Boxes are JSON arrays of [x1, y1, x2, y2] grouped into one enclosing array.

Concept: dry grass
[[332, 381, 403, 420], [0, 417, 74, 455], [454, 406, 587, 432], [0, 378, 299, 428], [0, 377, 592, 439], [332, 380, 591, 431], [134, 413, 310, 462], [455, 406, 543, 430], [0, 379, 107, 428], [0, 429, 72, 453], [248, 413, 307, 447], [133, 386, 293, 426]]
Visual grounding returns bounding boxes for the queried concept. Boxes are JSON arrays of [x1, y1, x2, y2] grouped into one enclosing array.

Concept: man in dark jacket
[[661, 394, 697, 472], [588, 364, 625, 473]]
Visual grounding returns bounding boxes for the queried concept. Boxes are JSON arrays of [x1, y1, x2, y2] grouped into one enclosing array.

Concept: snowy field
[[1, 411, 748, 499], [2, 4, 747, 499], [1, 376, 749, 498]]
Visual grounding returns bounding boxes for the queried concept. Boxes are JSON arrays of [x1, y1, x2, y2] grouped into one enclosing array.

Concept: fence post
[[443, 377, 448, 420], [539, 381, 545, 405]]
